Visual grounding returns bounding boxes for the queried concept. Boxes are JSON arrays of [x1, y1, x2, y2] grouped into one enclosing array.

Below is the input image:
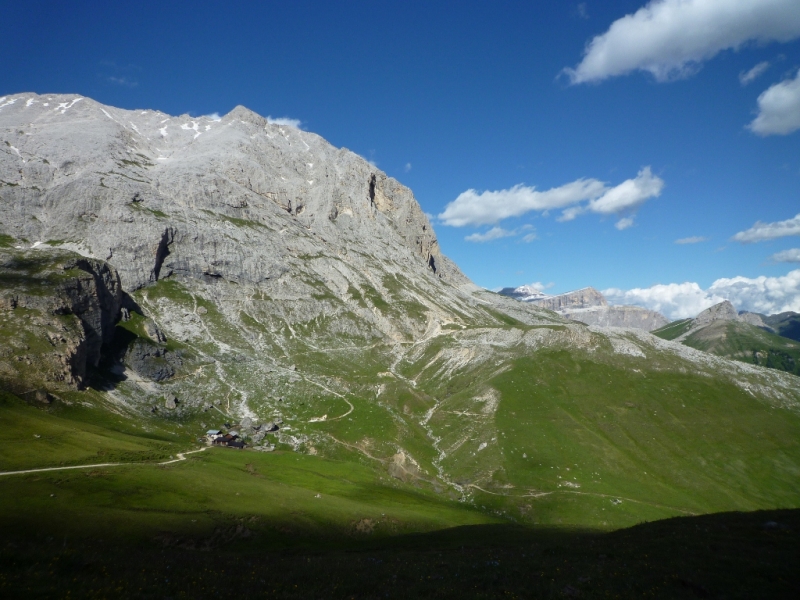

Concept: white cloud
[[589, 167, 665, 214], [615, 217, 635, 230], [441, 168, 662, 228], [604, 282, 724, 319], [440, 179, 606, 227], [739, 61, 771, 85], [748, 68, 800, 135], [404, 162, 412, 172], [709, 269, 800, 314], [732, 213, 800, 242], [267, 116, 303, 128], [604, 269, 800, 319], [202, 112, 222, 121], [465, 224, 537, 243], [465, 227, 517, 243], [576, 3, 589, 20], [565, 0, 800, 84], [675, 236, 708, 244], [771, 248, 800, 262]]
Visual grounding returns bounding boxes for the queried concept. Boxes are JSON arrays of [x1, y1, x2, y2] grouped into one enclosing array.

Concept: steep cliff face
[[0, 94, 454, 293], [0, 248, 122, 389]]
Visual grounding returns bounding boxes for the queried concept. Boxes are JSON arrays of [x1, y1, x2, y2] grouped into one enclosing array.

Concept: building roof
[[206, 429, 221, 435]]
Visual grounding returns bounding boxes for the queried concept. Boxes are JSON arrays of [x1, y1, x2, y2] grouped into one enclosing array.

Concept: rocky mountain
[[653, 301, 800, 375], [2, 93, 800, 531], [498, 285, 669, 331], [745, 311, 800, 342]]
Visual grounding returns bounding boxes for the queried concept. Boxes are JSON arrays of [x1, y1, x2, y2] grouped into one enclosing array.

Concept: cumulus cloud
[[739, 61, 771, 85], [675, 236, 708, 244], [588, 167, 664, 214], [565, 0, 800, 84], [748, 68, 800, 135], [202, 112, 222, 121], [604, 269, 800, 319], [440, 179, 606, 227], [267, 116, 303, 128], [732, 213, 800, 242], [604, 282, 725, 319], [771, 248, 800, 262], [464, 227, 517, 243], [440, 168, 662, 228]]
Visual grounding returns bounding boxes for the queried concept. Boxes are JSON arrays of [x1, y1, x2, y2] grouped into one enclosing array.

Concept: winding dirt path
[[0, 446, 209, 478]]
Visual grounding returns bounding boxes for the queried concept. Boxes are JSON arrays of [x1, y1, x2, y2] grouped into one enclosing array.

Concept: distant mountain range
[[498, 285, 669, 331]]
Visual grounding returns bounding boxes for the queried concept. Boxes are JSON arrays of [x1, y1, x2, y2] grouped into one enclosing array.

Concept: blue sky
[[2, 0, 799, 317]]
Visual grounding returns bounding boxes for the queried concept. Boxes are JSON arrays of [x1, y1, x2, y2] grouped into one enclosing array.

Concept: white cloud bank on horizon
[[440, 167, 663, 229], [748, 68, 800, 135], [564, 0, 800, 84], [604, 269, 800, 319], [732, 213, 800, 242], [267, 115, 303, 128]]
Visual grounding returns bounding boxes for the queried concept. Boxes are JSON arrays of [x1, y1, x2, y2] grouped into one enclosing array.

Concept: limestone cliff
[[0, 248, 122, 389]]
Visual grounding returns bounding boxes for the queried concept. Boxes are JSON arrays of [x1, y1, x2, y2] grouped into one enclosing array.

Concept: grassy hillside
[[651, 318, 693, 340], [764, 311, 800, 342], [683, 321, 800, 376]]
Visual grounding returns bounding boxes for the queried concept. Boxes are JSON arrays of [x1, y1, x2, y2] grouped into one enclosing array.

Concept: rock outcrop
[[694, 300, 739, 327], [0, 247, 123, 388]]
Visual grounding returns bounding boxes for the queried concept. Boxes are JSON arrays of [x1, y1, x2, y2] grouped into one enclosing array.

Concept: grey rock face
[[527, 288, 607, 311], [124, 339, 178, 382], [143, 319, 167, 343], [695, 301, 739, 326], [0, 247, 122, 388], [738, 311, 770, 330], [0, 93, 455, 293], [563, 305, 669, 331]]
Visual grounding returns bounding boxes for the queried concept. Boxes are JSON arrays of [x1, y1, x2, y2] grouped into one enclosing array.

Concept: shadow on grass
[[0, 509, 798, 598]]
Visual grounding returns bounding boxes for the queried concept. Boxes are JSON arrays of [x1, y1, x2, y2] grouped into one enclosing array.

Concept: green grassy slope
[[684, 321, 800, 375], [651, 318, 693, 340], [489, 352, 800, 522], [764, 311, 800, 342]]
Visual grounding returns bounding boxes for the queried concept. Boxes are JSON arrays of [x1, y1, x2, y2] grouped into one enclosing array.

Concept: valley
[[1, 93, 799, 597]]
